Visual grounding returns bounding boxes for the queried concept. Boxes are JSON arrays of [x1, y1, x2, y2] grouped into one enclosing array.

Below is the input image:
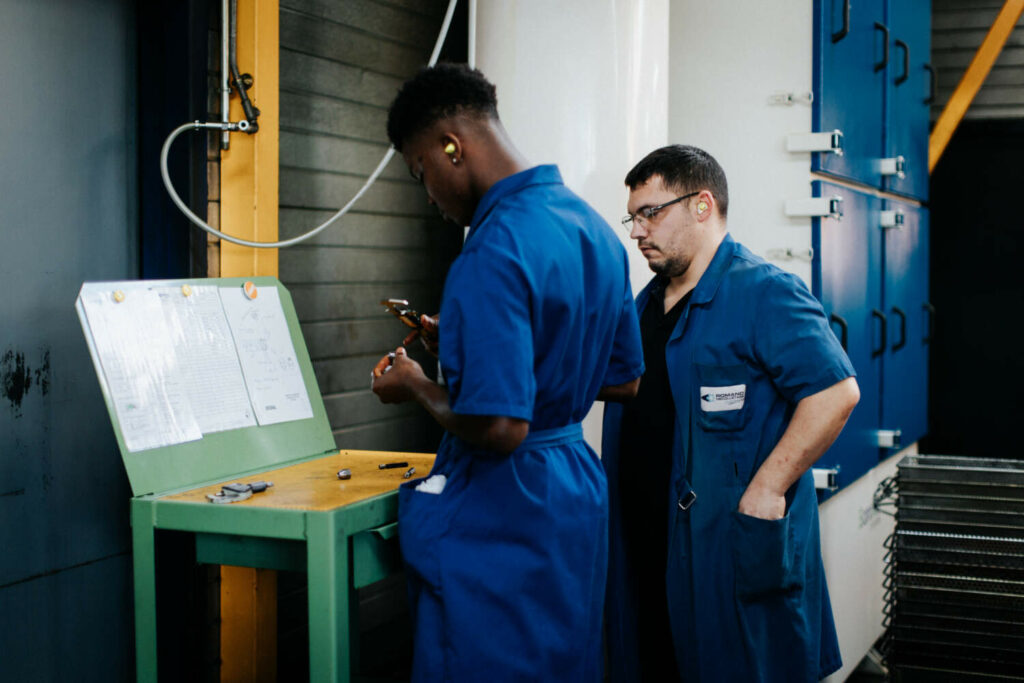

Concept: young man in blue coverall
[[602, 145, 860, 682], [371, 64, 644, 681]]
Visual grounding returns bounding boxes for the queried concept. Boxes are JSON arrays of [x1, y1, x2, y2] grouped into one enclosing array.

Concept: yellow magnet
[[181, 284, 192, 297], [113, 290, 126, 303], [243, 281, 258, 300]]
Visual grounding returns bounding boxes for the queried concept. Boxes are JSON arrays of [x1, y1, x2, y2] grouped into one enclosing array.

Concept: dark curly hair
[[624, 145, 729, 218], [386, 63, 499, 151]]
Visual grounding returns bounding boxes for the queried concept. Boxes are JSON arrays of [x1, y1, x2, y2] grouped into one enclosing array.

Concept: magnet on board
[[243, 281, 258, 300]]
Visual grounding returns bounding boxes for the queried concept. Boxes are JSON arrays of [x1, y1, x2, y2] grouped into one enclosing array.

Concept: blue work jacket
[[603, 234, 852, 682], [399, 165, 644, 682]]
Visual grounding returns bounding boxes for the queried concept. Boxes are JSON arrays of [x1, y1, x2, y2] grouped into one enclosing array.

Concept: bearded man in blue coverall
[[371, 63, 644, 681], [602, 145, 860, 682]]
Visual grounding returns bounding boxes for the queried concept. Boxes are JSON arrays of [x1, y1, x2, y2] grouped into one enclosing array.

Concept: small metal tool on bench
[[206, 480, 273, 504]]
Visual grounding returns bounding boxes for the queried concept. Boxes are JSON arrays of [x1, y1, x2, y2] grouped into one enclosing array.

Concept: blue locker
[[812, 181, 884, 490], [884, 0, 932, 200], [882, 200, 930, 447], [813, 0, 887, 188]]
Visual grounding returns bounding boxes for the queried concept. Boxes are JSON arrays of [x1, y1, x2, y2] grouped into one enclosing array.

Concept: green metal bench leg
[[131, 500, 158, 683], [307, 513, 354, 682]]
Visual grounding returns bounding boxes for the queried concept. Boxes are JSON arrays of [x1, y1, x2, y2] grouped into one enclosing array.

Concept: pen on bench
[[403, 467, 416, 479], [379, 461, 409, 469]]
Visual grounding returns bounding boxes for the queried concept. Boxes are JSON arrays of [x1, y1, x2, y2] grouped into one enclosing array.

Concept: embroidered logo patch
[[699, 384, 746, 412]]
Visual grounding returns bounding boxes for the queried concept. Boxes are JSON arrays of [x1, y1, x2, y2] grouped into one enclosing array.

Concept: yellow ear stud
[[444, 142, 456, 155]]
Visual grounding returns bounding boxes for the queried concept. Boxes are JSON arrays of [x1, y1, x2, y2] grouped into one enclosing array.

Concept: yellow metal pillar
[[218, 1, 279, 681], [221, 0, 279, 278], [929, 0, 1024, 171]]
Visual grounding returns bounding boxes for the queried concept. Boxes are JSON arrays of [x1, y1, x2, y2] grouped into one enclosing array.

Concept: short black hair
[[386, 63, 499, 151], [624, 145, 729, 218]]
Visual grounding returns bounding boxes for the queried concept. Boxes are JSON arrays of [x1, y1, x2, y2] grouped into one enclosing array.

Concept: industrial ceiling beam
[[929, 0, 1024, 172]]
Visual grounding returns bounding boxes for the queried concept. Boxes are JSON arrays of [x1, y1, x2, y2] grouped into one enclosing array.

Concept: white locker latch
[[785, 196, 843, 221], [880, 155, 906, 179], [812, 467, 840, 491], [768, 91, 814, 106], [766, 247, 814, 262], [880, 210, 905, 229], [786, 130, 843, 156], [876, 429, 902, 449]]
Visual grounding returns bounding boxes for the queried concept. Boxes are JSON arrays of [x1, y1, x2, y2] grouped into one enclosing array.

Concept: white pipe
[[220, 0, 230, 150], [468, 0, 477, 69], [161, 0, 460, 249]]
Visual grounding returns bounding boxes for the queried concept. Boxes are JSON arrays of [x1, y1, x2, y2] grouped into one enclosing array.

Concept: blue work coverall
[[603, 234, 852, 682], [398, 165, 644, 682]]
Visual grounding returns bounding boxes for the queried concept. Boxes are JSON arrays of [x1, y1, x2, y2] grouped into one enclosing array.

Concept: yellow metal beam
[[220, 566, 278, 683], [218, 1, 279, 681], [929, 0, 1024, 172], [221, 0, 279, 277]]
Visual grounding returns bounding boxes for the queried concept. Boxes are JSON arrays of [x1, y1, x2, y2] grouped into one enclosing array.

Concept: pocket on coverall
[[731, 510, 803, 600]]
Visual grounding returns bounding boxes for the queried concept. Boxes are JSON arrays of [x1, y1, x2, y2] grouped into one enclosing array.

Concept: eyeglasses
[[621, 191, 699, 231]]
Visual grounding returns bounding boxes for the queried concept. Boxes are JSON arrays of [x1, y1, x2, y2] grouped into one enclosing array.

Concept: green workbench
[[76, 277, 432, 681]]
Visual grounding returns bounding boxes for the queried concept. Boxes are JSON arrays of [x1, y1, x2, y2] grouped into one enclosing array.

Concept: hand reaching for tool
[[372, 346, 428, 404], [404, 313, 439, 358]]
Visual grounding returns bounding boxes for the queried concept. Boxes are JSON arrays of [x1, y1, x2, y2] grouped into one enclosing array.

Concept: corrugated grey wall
[[279, 0, 460, 452], [932, 0, 1024, 119]]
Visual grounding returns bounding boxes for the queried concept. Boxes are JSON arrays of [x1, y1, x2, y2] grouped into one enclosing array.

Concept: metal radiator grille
[[883, 455, 1024, 682]]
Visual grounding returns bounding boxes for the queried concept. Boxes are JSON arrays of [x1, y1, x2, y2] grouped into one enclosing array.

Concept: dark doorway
[[922, 119, 1024, 458]]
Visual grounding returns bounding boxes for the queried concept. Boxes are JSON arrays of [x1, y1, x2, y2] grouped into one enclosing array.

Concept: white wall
[[668, 0, 816, 284], [819, 447, 907, 682], [475, 0, 670, 450]]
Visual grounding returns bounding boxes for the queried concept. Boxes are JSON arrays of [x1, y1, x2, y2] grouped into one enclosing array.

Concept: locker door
[[885, 0, 931, 200], [812, 182, 883, 491], [882, 201, 930, 447], [813, 0, 887, 188]]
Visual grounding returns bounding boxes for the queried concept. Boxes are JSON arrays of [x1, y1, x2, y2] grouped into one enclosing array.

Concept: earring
[[697, 201, 708, 213]]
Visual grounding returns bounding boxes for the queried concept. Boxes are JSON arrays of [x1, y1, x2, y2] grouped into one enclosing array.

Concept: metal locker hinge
[[880, 210, 905, 229], [880, 156, 906, 179], [813, 467, 840, 491], [876, 429, 902, 449], [766, 247, 814, 262], [785, 196, 843, 221], [786, 130, 843, 156], [768, 91, 814, 106]]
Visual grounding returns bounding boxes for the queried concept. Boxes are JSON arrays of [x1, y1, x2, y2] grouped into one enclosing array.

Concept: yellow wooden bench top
[[161, 449, 436, 511]]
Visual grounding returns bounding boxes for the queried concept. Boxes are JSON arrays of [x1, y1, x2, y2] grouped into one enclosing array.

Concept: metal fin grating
[[884, 454, 1024, 681]]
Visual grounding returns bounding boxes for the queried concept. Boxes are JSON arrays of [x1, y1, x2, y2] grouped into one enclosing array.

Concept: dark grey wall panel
[[279, 168, 432, 214], [280, 246, 435, 283], [280, 131, 405, 178], [281, 51, 405, 106], [0, 1, 136, 676], [284, 0, 445, 47], [279, 209, 435, 247], [324, 391, 421, 429], [0, 0, 135, 582], [280, 1, 460, 453], [302, 319, 403, 358], [333, 415, 441, 452], [280, 10, 429, 79], [290, 283, 442, 320], [0, 554, 134, 682], [314, 354, 398, 394], [281, 91, 390, 143]]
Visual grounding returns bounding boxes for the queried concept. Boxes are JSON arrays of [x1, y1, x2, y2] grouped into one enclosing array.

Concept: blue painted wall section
[[0, 0, 138, 679]]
